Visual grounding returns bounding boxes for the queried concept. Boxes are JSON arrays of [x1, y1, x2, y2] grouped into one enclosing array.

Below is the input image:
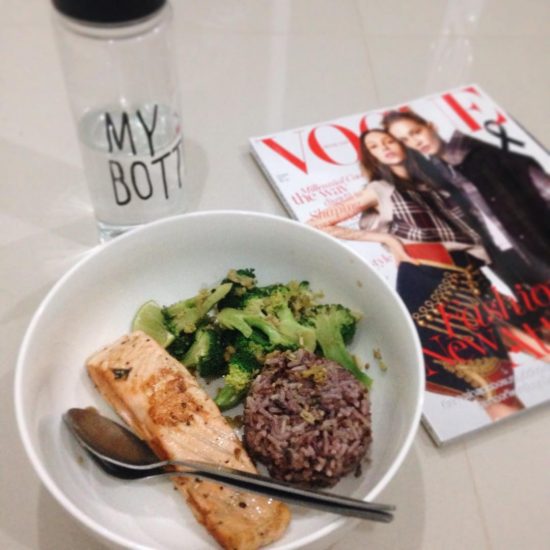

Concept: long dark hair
[[381, 110, 430, 131], [359, 129, 427, 192]]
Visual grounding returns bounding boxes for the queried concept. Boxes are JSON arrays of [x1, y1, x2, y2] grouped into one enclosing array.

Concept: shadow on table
[[330, 436, 426, 550]]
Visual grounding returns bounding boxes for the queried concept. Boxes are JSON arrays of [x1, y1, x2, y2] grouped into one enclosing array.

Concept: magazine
[[249, 84, 550, 445]]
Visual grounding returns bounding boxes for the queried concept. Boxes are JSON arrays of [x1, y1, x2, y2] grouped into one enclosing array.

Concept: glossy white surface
[[1, 1, 549, 549]]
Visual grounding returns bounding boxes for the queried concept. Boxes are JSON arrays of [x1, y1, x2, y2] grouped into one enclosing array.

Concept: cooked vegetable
[[217, 268, 258, 310], [132, 268, 373, 411], [214, 335, 262, 411], [181, 326, 226, 377], [165, 330, 195, 361], [303, 304, 372, 388], [218, 283, 316, 351], [163, 282, 233, 334]]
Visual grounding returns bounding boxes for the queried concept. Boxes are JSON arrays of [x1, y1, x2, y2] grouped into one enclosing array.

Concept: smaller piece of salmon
[[86, 330, 290, 550]]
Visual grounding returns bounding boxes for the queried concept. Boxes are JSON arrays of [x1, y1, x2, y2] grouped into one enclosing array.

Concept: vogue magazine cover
[[249, 84, 550, 444]]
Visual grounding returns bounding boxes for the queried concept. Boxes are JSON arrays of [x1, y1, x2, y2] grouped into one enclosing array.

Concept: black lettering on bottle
[[109, 160, 131, 205], [136, 104, 158, 157], [172, 138, 183, 188], [130, 161, 153, 200], [105, 112, 137, 155], [151, 150, 171, 199]]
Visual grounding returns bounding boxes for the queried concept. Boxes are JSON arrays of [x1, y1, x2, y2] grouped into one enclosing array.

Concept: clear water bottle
[[51, 0, 186, 241]]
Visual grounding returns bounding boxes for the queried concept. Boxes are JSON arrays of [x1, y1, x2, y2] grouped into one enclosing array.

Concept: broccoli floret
[[286, 280, 323, 317], [224, 283, 269, 312], [214, 383, 245, 412], [256, 283, 317, 351], [163, 282, 232, 334], [225, 268, 257, 287], [304, 304, 372, 388], [218, 283, 317, 352], [236, 330, 281, 362], [165, 330, 195, 361], [214, 340, 261, 411], [218, 268, 257, 309], [181, 326, 226, 378], [216, 307, 297, 348]]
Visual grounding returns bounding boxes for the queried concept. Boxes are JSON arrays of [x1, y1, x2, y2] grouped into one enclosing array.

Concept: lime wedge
[[131, 300, 175, 348]]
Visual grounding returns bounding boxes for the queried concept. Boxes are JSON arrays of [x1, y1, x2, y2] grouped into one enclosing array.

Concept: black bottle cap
[[52, 0, 166, 24]]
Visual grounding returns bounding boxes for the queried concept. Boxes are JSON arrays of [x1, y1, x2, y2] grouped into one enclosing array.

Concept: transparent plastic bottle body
[[52, 4, 186, 241]]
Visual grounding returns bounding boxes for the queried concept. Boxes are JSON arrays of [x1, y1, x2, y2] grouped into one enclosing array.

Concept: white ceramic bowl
[[15, 211, 423, 550]]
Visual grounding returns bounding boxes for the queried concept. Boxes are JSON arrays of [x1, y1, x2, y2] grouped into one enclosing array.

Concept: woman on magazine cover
[[308, 129, 526, 421], [381, 109, 550, 288]]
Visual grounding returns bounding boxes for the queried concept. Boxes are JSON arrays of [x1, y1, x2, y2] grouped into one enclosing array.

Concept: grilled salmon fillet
[[86, 330, 290, 550]]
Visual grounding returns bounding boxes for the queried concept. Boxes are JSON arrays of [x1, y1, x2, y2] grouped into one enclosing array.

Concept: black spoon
[[64, 407, 395, 522]]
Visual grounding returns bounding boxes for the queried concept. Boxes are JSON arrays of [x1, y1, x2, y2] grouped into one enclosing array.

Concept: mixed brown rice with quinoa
[[243, 348, 372, 488]]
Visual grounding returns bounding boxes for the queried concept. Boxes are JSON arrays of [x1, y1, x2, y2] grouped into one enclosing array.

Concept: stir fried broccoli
[[217, 283, 316, 352], [163, 282, 233, 334], [165, 329, 195, 361], [214, 334, 263, 410], [214, 329, 282, 410], [217, 268, 258, 310], [132, 268, 374, 412], [303, 304, 372, 388], [262, 284, 317, 352], [181, 326, 226, 377], [217, 306, 298, 348]]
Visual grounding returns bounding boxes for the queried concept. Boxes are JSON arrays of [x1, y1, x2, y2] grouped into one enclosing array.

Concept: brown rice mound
[[243, 349, 372, 488]]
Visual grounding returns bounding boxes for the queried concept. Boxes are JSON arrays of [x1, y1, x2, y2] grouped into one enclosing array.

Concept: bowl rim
[[14, 209, 425, 549]]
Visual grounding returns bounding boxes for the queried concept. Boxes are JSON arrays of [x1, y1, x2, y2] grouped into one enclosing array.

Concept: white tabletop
[[1, 1, 549, 549]]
